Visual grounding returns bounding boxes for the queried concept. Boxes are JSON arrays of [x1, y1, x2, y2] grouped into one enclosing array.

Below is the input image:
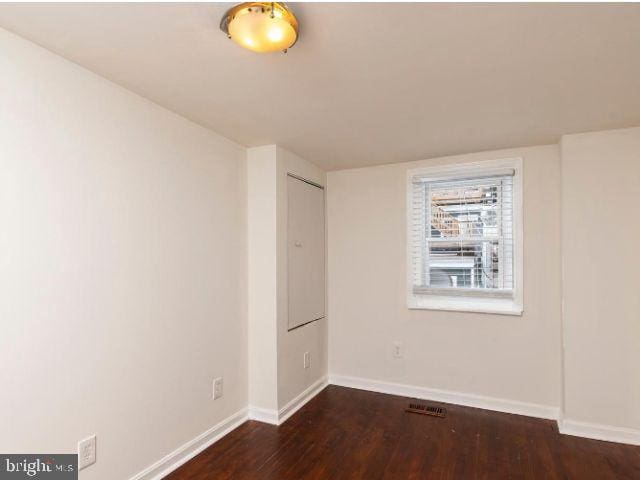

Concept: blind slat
[[410, 173, 514, 293]]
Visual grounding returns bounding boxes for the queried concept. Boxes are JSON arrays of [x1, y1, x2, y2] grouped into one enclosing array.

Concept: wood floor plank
[[164, 385, 640, 480]]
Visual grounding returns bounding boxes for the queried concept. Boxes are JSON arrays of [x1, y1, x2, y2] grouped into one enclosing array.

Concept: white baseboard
[[329, 374, 560, 421], [278, 376, 328, 424], [249, 376, 328, 426], [558, 418, 640, 446], [329, 374, 640, 446], [129, 408, 248, 480], [248, 405, 279, 425], [127, 376, 638, 480]]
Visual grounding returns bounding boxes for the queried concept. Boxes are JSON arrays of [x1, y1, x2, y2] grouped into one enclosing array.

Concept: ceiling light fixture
[[220, 2, 299, 53]]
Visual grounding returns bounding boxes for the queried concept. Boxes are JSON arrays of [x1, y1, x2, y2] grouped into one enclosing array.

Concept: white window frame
[[406, 157, 523, 315]]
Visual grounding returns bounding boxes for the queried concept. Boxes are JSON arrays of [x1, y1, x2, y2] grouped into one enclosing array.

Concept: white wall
[[276, 146, 328, 409], [561, 127, 640, 433], [327, 145, 562, 409], [0, 28, 247, 480], [247, 146, 279, 412], [246, 145, 328, 414]]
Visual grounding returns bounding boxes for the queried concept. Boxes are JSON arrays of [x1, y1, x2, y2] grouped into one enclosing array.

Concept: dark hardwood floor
[[166, 385, 640, 479]]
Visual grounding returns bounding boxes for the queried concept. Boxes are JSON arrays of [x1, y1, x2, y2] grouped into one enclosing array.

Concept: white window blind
[[410, 170, 515, 299]]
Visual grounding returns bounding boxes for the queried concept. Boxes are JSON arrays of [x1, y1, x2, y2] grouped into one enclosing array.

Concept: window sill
[[408, 294, 523, 316]]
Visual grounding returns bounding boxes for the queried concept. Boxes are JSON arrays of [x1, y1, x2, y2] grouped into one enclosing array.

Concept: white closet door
[[287, 174, 325, 330]]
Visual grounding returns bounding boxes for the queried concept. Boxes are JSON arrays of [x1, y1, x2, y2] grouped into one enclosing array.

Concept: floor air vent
[[406, 403, 446, 418]]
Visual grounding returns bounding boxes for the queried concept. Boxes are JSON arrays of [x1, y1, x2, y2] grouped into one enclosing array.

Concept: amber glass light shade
[[220, 2, 298, 53]]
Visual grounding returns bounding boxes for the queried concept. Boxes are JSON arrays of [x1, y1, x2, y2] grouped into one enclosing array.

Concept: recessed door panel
[[287, 175, 325, 330]]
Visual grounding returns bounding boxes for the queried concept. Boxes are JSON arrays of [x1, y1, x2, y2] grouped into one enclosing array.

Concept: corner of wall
[[246, 145, 279, 411]]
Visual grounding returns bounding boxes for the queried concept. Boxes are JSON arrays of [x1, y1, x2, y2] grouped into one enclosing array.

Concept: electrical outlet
[[303, 352, 310, 369], [393, 341, 403, 358], [213, 377, 223, 400], [78, 435, 96, 470]]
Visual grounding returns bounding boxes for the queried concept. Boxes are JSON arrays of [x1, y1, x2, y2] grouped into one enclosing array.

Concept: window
[[407, 158, 523, 315]]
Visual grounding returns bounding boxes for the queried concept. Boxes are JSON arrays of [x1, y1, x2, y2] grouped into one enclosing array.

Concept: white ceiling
[[1, 3, 639, 170]]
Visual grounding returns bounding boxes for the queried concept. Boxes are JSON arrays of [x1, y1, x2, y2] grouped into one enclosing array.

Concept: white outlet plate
[[393, 341, 404, 358], [213, 377, 223, 400], [303, 352, 310, 369], [78, 435, 96, 470]]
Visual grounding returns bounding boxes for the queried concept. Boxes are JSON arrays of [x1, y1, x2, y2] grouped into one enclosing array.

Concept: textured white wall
[[327, 145, 562, 408], [0, 28, 247, 480], [561, 127, 640, 431]]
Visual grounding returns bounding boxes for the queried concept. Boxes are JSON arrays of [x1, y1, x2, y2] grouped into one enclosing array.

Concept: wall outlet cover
[[78, 435, 97, 470], [393, 341, 404, 358], [304, 352, 311, 369], [213, 377, 224, 400]]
